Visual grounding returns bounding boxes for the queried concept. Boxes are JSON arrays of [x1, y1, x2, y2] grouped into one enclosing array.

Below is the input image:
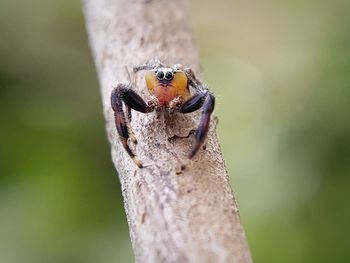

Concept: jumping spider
[[111, 61, 215, 168]]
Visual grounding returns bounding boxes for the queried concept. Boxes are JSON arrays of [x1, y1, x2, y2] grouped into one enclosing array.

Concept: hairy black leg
[[177, 66, 215, 157], [191, 93, 215, 158], [180, 92, 215, 158], [180, 92, 206, 113], [111, 84, 153, 168]]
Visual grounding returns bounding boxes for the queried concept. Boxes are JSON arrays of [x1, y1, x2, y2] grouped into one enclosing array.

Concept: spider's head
[[145, 67, 188, 95]]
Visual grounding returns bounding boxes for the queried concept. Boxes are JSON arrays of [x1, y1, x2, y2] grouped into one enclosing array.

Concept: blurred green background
[[1, 0, 349, 262]]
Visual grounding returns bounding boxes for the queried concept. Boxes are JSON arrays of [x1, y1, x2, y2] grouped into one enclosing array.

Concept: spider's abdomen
[[145, 71, 190, 105]]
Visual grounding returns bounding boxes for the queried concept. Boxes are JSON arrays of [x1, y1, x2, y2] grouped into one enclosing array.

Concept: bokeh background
[[1, 0, 349, 262]]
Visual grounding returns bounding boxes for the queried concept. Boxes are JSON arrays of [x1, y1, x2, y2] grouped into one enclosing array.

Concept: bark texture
[[83, 0, 252, 262]]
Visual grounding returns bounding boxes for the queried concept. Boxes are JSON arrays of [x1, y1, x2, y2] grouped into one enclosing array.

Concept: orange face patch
[[145, 71, 190, 105]]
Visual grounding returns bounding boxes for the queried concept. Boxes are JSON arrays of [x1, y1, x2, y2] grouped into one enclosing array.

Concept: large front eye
[[156, 71, 164, 79], [165, 71, 173, 80]]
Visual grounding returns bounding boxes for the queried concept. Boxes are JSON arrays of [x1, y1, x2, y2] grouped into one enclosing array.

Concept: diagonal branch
[[83, 0, 252, 262]]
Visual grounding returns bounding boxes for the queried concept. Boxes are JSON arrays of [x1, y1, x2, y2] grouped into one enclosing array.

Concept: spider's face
[[145, 67, 190, 104], [145, 67, 188, 92]]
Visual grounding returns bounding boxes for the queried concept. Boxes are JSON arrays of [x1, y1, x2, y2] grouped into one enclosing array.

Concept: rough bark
[[83, 0, 252, 262]]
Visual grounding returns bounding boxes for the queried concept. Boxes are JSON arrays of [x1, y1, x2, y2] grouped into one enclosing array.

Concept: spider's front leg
[[133, 59, 164, 73], [111, 84, 154, 168], [174, 64, 204, 90], [180, 91, 215, 158]]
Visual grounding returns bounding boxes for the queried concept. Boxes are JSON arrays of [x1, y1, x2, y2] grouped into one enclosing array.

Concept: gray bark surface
[[83, 0, 252, 262]]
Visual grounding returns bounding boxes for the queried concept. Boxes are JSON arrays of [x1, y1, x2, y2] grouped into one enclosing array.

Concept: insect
[[111, 61, 215, 168]]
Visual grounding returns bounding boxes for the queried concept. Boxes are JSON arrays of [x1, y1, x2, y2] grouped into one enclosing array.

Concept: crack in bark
[[167, 129, 195, 143]]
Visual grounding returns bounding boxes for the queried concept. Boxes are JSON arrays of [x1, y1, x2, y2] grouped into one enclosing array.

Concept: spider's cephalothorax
[[145, 67, 190, 106], [111, 62, 215, 168]]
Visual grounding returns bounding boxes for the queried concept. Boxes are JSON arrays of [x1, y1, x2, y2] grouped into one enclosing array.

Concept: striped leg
[[111, 84, 153, 168], [180, 91, 215, 158]]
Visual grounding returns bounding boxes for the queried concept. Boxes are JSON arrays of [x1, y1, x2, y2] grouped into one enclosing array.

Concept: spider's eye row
[[156, 70, 174, 80], [165, 71, 173, 80], [156, 71, 164, 79]]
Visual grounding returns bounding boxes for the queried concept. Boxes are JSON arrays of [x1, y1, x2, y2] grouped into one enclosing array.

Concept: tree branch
[[83, 0, 252, 262]]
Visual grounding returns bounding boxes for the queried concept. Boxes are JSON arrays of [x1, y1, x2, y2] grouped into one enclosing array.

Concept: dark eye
[[165, 71, 173, 80], [157, 71, 164, 79]]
